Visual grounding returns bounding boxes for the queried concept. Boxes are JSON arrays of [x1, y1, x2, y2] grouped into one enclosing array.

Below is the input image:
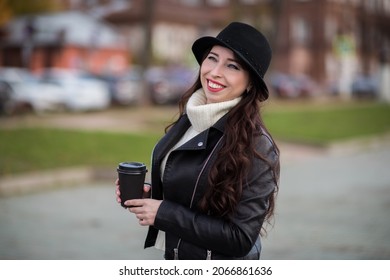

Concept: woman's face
[[200, 45, 250, 104]]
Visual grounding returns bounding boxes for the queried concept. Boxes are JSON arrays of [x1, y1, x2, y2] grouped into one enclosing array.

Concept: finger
[[115, 186, 121, 202], [125, 199, 144, 208], [142, 187, 151, 198], [143, 184, 151, 192], [128, 205, 142, 214], [134, 213, 144, 220], [138, 219, 148, 226], [115, 184, 120, 196]]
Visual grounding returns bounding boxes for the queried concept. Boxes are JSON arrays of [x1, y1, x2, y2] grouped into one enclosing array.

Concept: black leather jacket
[[144, 113, 279, 260]]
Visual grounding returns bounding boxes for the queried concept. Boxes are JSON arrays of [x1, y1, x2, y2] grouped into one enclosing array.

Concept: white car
[[0, 67, 66, 114], [87, 68, 143, 106], [38, 68, 111, 111]]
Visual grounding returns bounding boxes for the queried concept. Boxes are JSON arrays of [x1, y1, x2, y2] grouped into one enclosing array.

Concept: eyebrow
[[209, 51, 239, 63]]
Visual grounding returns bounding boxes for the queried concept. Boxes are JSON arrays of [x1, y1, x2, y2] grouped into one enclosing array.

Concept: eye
[[227, 63, 242, 71], [207, 55, 218, 62], [227, 63, 240, 70]]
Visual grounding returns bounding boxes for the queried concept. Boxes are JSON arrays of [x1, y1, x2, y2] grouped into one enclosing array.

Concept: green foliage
[[4, 0, 63, 16], [0, 0, 12, 25]]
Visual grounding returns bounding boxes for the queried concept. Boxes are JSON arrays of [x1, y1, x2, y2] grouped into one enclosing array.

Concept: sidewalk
[[1, 138, 389, 259]]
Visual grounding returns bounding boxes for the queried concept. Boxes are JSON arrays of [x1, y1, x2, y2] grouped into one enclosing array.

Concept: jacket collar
[[212, 112, 228, 133], [154, 113, 228, 161]]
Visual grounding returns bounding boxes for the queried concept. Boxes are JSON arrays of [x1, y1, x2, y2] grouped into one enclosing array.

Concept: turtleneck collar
[[186, 88, 241, 132]]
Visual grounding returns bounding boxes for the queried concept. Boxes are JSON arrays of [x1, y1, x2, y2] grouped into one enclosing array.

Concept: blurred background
[[0, 0, 389, 260], [0, 0, 390, 108]]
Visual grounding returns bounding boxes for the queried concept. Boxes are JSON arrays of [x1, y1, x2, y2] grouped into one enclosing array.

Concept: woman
[[116, 22, 280, 260]]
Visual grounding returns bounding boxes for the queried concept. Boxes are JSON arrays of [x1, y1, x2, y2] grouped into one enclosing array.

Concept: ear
[[246, 83, 253, 92]]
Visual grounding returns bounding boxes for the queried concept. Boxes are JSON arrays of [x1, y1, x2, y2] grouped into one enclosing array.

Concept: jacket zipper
[[174, 241, 181, 260], [174, 136, 224, 260], [206, 250, 212, 260]]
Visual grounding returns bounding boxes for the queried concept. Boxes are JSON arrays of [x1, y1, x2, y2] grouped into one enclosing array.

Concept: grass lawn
[[0, 100, 389, 176], [263, 100, 390, 145], [0, 129, 160, 176]]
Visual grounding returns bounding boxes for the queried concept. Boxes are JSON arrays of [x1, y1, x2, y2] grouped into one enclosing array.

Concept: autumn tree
[[0, 0, 64, 26]]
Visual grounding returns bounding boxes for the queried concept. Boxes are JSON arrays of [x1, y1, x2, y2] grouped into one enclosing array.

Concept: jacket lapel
[[150, 114, 190, 200], [153, 114, 191, 162]]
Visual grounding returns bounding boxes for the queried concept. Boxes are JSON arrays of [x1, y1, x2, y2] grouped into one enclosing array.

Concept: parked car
[[270, 72, 317, 98], [89, 67, 143, 106], [0, 80, 13, 115], [351, 73, 378, 99], [146, 66, 194, 105], [114, 68, 143, 105], [38, 68, 111, 111], [0, 67, 66, 114]]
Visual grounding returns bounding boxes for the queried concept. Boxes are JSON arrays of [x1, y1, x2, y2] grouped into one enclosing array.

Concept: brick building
[[273, 0, 390, 96], [0, 11, 129, 75]]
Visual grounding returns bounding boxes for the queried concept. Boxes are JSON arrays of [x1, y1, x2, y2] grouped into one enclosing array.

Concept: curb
[[327, 133, 390, 155], [0, 166, 152, 197]]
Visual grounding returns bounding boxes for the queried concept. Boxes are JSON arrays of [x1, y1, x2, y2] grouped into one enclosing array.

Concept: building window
[[291, 16, 311, 46], [325, 16, 338, 45]]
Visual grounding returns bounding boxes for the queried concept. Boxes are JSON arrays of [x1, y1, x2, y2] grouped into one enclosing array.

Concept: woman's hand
[[115, 179, 152, 204], [115, 179, 159, 225], [126, 199, 162, 226], [115, 179, 121, 204]]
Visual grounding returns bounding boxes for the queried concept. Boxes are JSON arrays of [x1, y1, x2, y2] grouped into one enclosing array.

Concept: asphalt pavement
[[1, 140, 390, 260]]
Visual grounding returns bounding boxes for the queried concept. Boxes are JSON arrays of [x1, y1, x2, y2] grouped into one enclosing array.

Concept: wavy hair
[[166, 50, 280, 234]]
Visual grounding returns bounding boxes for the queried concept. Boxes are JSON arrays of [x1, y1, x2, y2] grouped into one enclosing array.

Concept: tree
[[0, 0, 12, 26], [0, 0, 64, 26], [139, 0, 156, 106], [6, 0, 63, 15]]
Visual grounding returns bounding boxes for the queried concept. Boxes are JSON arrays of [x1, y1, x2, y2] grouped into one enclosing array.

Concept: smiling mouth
[[207, 80, 225, 91]]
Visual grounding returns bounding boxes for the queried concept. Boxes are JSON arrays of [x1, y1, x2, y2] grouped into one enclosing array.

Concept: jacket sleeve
[[153, 134, 279, 257]]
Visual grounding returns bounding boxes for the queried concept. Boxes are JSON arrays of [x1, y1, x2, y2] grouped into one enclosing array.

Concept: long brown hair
[[166, 50, 280, 234]]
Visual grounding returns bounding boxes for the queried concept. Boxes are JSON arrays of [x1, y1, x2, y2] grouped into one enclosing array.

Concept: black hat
[[192, 22, 272, 98]]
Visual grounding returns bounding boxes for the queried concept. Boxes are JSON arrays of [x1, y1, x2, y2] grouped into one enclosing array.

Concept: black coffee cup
[[117, 162, 148, 208]]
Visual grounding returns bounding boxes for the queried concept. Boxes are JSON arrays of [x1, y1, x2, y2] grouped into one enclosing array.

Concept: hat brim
[[192, 36, 269, 96]]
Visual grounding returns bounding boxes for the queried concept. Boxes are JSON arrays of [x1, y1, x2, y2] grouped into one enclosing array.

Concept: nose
[[210, 63, 223, 78]]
